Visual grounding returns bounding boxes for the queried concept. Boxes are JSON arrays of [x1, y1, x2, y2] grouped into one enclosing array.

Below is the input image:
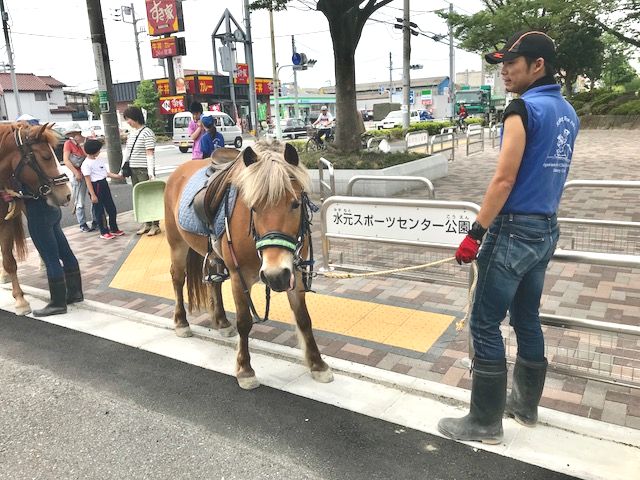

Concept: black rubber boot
[[505, 356, 548, 427], [438, 358, 507, 444], [65, 269, 84, 304], [33, 278, 67, 317]]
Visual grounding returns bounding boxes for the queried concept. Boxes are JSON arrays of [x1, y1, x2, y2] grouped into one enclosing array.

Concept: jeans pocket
[[506, 230, 545, 277]]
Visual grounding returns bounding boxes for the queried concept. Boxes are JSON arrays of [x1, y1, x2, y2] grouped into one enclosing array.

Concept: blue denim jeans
[[25, 198, 79, 281], [71, 176, 91, 226], [470, 214, 559, 362]]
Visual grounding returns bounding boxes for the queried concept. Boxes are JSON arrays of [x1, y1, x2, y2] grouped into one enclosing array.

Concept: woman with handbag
[[122, 106, 160, 236]]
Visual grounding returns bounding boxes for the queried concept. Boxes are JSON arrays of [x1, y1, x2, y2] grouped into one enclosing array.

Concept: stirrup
[[203, 255, 229, 284]]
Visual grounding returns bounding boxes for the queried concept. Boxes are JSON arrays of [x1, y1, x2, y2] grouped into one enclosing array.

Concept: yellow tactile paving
[[110, 232, 455, 352]]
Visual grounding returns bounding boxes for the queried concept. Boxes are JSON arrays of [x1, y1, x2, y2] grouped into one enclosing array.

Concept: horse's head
[[9, 123, 71, 206], [235, 140, 312, 292]]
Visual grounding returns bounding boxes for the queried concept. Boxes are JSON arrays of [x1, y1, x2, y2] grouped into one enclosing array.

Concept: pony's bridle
[[222, 185, 318, 324], [12, 128, 69, 199], [250, 191, 318, 293]]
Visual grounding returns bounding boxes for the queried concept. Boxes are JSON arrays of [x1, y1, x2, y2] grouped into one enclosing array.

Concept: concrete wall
[[308, 153, 448, 197], [579, 115, 640, 129]]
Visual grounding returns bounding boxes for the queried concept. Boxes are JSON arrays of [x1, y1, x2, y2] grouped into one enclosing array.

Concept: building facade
[[0, 73, 73, 122]]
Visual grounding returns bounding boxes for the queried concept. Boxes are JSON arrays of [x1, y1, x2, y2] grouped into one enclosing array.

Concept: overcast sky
[[3, 0, 486, 93]]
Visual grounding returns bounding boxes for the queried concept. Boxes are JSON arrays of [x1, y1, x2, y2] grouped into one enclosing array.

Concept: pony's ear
[[284, 142, 299, 166], [37, 123, 49, 139], [243, 146, 258, 167]]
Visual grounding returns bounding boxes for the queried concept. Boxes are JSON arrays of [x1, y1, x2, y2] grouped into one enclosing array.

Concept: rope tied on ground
[[319, 257, 478, 332]]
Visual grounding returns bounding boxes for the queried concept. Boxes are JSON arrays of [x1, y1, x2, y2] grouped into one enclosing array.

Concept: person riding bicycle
[[456, 103, 469, 131], [313, 105, 334, 145]]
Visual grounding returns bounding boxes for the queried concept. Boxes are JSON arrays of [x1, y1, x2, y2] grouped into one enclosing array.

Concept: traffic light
[[394, 18, 419, 36], [292, 52, 317, 70]]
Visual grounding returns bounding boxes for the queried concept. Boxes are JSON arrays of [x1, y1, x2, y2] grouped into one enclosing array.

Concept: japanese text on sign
[[325, 203, 476, 247], [145, 0, 184, 36], [234, 63, 249, 84], [150, 37, 178, 58], [159, 95, 185, 115]]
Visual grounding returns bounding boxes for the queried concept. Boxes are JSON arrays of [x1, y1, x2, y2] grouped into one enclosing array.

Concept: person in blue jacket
[[199, 115, 226, 158], [438, 31, 580, 444]]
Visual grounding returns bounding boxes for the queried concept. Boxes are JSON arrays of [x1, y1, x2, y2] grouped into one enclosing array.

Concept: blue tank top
[[501, 84, 580, 215]]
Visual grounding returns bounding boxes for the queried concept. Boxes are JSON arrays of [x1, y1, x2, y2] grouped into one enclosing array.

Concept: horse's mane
[[233, 139, 311, 208], [0, 122, 59, 149]]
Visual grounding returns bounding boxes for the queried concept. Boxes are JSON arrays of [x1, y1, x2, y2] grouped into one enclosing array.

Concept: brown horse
[[0, 122, 72, 315], [164, 140, 333, 389]]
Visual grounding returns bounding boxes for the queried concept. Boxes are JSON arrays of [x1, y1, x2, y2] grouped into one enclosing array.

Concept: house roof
[[0, 73, 53, 92], [38, 75, 66, 88], [323, 76, 449, 94]]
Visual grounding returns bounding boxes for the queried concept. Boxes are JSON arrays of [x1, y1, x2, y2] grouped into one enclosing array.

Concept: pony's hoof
[[218, 325, 237, 337], [311, 368, 334, 383], [175, 326, 193, 338], [237, 375, 260, 390], [15, 304, 32, 316]]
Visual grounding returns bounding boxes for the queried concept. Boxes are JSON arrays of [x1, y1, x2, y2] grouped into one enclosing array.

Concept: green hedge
[[610, 100, 640, 115], [300, 150, 425, 170]]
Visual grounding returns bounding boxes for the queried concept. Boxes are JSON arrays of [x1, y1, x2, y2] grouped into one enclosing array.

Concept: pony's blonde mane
[[233, 139, 311, 208]]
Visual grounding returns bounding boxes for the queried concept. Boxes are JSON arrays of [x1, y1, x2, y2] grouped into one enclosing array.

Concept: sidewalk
[[7, 130, 640, 432]]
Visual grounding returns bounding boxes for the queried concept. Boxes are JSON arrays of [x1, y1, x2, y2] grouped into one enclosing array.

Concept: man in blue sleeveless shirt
[[439, 31, 579, 444]]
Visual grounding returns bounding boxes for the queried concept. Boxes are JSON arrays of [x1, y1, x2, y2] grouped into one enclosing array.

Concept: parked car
[[267, 118, 308, 139], [173, 111, 243, 152], [376, 110, 420, 129]]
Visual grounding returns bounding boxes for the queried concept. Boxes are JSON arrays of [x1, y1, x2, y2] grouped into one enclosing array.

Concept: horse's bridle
[[12, 128, 69, 199], [250, 190, 318, 293], [221, 185, 318, 324]]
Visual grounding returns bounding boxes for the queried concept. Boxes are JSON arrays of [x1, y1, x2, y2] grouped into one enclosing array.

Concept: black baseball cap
[[485, 30, 556, 65], [84, 138, 103, 155]]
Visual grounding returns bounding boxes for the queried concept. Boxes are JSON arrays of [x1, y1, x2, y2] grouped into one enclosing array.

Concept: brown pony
[[164, 140, 333, 389], [0, 122, 72, 315]]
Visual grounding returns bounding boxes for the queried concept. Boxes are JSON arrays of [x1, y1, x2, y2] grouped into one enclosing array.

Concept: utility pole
[[269, 8, 282, 140], [0, 0, 21, 116], [292, 35, 300, 120], [448, 2, 456, 119], [388, 52, 393, 103], [86, 0, 123, 176], [401, 0, 411, 129], [243, 0, 258, 136], [119, 3, 144, 81]]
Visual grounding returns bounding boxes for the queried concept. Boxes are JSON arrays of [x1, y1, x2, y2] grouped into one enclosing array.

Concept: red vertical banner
[[155, 79, 170, 96], [234, 63, 249, 85], [185, 76, 196, 94]]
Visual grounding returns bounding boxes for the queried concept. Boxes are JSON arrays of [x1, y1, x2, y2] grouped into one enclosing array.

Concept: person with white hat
[[62, 127, 96, 233]]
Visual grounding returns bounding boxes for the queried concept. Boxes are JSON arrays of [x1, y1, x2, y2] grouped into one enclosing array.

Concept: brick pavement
[[12, 130, 640, 429]]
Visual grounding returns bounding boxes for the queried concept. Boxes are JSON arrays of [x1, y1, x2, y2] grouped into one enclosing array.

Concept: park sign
[[150, 36, 186, 59], [159, 95, 185, 115], [145, 0, 185, 37]]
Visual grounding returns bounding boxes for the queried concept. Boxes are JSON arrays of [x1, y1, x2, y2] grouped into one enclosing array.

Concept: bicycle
[[305, 126, 335, 152]]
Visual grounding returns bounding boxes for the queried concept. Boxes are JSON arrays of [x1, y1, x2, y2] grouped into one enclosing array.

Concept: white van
[[173, 111, 243, 152]]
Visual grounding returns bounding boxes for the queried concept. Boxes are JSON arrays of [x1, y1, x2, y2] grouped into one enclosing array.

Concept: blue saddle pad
[[178, 166, 237, 237]]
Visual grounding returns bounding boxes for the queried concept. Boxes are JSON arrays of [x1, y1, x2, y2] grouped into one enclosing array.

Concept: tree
[[133, 80, 163, 135], [600, 34, 639, 89], [440, 0, 608, 95], [89, 92, 101, 120], [251, 0, 394, 152], [586, 1, 640, 49]]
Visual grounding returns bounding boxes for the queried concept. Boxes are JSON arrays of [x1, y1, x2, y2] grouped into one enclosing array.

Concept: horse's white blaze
[[260, 252, 294, 281]]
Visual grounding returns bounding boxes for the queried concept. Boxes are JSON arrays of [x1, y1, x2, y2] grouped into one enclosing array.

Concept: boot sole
[[437, 425, 503, 445], [505, 412, 537, 427]]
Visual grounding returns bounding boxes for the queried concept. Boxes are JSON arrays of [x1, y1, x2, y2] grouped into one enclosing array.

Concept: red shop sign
[[145, 0, 184, 36], [159, 95, 185, 115]]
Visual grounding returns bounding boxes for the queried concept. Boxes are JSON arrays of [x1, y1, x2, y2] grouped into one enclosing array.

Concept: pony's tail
[[185, 248, 206, 313], [12, 207, 27, 262]]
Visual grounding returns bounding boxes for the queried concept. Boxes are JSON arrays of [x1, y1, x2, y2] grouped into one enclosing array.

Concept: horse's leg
[[231, 275, 259, 390], [0, 230, 30, 315], [206, 282, 236, 337], [287, 276, 333, 383], [170, 241, 192, 338]]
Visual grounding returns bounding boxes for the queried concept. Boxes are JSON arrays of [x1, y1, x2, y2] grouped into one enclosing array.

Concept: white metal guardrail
[[465, 124, 485, 156], [429, 132, 455, 161], [320, 193, 640, 387], [489, 123, 502, 148], [346, 175, 435, 198], [405, 130, 430, 154], [317, 157, 335, 202]]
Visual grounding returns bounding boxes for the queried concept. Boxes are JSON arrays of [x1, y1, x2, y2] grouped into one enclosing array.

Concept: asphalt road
[[0, 310, 577, 480]]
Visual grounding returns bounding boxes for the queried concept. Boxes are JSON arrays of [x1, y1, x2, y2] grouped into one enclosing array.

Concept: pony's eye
[[291, 200, 300, 210]]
